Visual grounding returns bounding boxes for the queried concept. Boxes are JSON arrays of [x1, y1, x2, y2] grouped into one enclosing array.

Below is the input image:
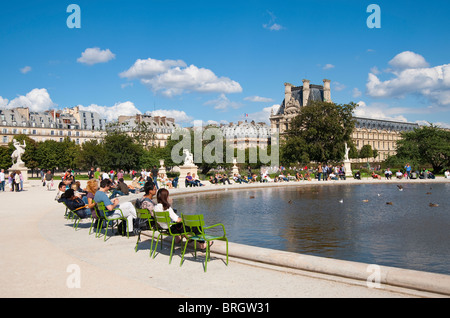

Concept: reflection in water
[[173, 183, 450, 275]]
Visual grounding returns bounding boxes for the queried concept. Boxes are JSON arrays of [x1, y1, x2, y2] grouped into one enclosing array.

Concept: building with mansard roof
[[269, 79, 420, 162], [0, 106, 178, 148], [220, 120, 270, 149]]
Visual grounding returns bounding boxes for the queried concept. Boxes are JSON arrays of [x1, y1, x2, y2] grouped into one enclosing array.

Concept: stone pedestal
[[179, 165, 198, 188], [9, 164, 30, 188], [344, 160, 352, 177], [158, 160, 167, 178], [232, 158, 239, 176]]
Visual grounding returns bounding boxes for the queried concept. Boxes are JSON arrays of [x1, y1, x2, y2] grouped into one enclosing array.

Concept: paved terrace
[[1, 177, 449, 299]]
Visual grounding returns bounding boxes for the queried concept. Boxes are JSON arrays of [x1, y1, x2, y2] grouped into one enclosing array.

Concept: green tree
[[0, 146, 11, 170], [102, 131, 143, 171], [392, 124, 450, 173], [281, 101, 357, 164], [359, 144, 373, 162], [76, 139, 104, 170], [35, 140, 60, 171]]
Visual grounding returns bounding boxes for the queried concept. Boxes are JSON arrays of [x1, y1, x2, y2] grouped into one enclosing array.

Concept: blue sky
[[1, 0, 450, 127]]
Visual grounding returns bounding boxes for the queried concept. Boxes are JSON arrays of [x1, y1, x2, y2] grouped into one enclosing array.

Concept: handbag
[[43, 181, 46, 186]]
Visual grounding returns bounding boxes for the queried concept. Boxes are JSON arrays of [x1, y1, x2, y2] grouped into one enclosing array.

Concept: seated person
[[384, 168, 393, 180], [445, 169, 450, 179], [109, 178, 130, 198], [279, 173, 288, 182], [428, 171, 435, 179], [296, 172, 303, 181], [354, 171, 361, 180], [192, 173, 204, 186], [131, 177, 143, 192], [55, 181, 67, 201], [94, 179, 137, 234], [58, 188, 91, 219], [395, 170, 403, 179], [304, 172, 312, 181], [185, 172, 196, 187], [209, 175, 218, 184], [329, 172, 338, 180], [221, 173, 231, 185], [371, 172, 381, 179]]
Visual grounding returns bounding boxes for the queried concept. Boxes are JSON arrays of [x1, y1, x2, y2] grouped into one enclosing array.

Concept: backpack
[[117, 221, 127, 236]]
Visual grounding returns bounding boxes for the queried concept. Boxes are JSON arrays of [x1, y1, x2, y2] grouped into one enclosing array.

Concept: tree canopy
[[387, 124, 450, 173], [281, 101, 357, 165]]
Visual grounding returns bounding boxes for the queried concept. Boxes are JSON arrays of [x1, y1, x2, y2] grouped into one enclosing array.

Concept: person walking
[[45, 170, 54, 190], [0, 169, 5, 191]]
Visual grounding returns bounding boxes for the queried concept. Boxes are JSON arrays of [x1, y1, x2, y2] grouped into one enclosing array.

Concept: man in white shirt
[[0, 169, 5, 191], [445, 170, 450, 179]]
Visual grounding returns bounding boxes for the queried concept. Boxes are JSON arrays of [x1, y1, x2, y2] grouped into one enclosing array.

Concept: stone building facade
[[269, 79, 420, 162], [220, 120, 270, 150], [0, 106, 178, 148], [0, 106, 105, 146]]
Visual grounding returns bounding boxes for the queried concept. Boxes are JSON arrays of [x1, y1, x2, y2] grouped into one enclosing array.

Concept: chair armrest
[[204, 223, 227, 236]]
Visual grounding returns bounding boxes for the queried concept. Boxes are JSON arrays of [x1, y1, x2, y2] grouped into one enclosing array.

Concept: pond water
[[173, 182, 450, 275]]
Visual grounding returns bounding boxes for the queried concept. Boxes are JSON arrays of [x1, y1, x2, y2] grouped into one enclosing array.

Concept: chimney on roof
[[323, 79, 331, 102], [302, 79, 310, 106]]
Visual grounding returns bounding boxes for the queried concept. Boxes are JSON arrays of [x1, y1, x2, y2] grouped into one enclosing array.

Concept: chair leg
[[104, 221, 110, 241], [169, 236, 175, 264], [135, 232, 141, 252]]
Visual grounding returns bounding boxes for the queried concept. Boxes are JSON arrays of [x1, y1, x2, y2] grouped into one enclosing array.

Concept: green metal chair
[[180, 214, 228, 272], [94, 200, 129, 241], [152, 211, 184, 264], [134, 208, 157, 256], [62, 202, 94, 231]]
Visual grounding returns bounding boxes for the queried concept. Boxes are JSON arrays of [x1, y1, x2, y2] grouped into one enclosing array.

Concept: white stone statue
[[183, 149, 194, 166], [344, 142, 349, 161], [12, 139, 26, 166]]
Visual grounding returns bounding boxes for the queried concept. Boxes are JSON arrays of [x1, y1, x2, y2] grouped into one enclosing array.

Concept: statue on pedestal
[[12, 139, 26, 166], [183, 149, 195, 166]]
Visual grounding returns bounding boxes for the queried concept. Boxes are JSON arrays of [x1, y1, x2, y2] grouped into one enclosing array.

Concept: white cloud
[[323, 64, 335, 70], [77, 47, 116, 65], [121, 59, 242, 97], [119, 58, 186, 79], [366, 51, 450, 106], [388, 51, 429, 70], [78, 101, 141, 122], [20, 66, 32, 74], [333, 82, 346, 91], [0, 88, 57, 112], [354, 100, 410, 122], [146, 109, 193, 124], [352, 88, 362, 98], [246, 104, 280, 124], [263, 11, 284, 31], [244, 96, 274, 103], [204, 93, 241, 111]]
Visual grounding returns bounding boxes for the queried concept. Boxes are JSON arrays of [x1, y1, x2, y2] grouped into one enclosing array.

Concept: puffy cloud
[[366, 51, 450, 106], [354, 100, 408, 122], [246, 104, 280, 124], [119, 58, 186, 79], [244, 96, 274, 103], [146, 109, 193, 124], [77, 101, 141, 122], [263, 11, 284, 31], [323, 64, 335, 70], [120, 58, 242, 97], [77, 47, 116, 65], [0, 88, 57, 112], [20, 66, 32, 74], [388, 51, 429, 70], [204, 93, 241, 111]]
